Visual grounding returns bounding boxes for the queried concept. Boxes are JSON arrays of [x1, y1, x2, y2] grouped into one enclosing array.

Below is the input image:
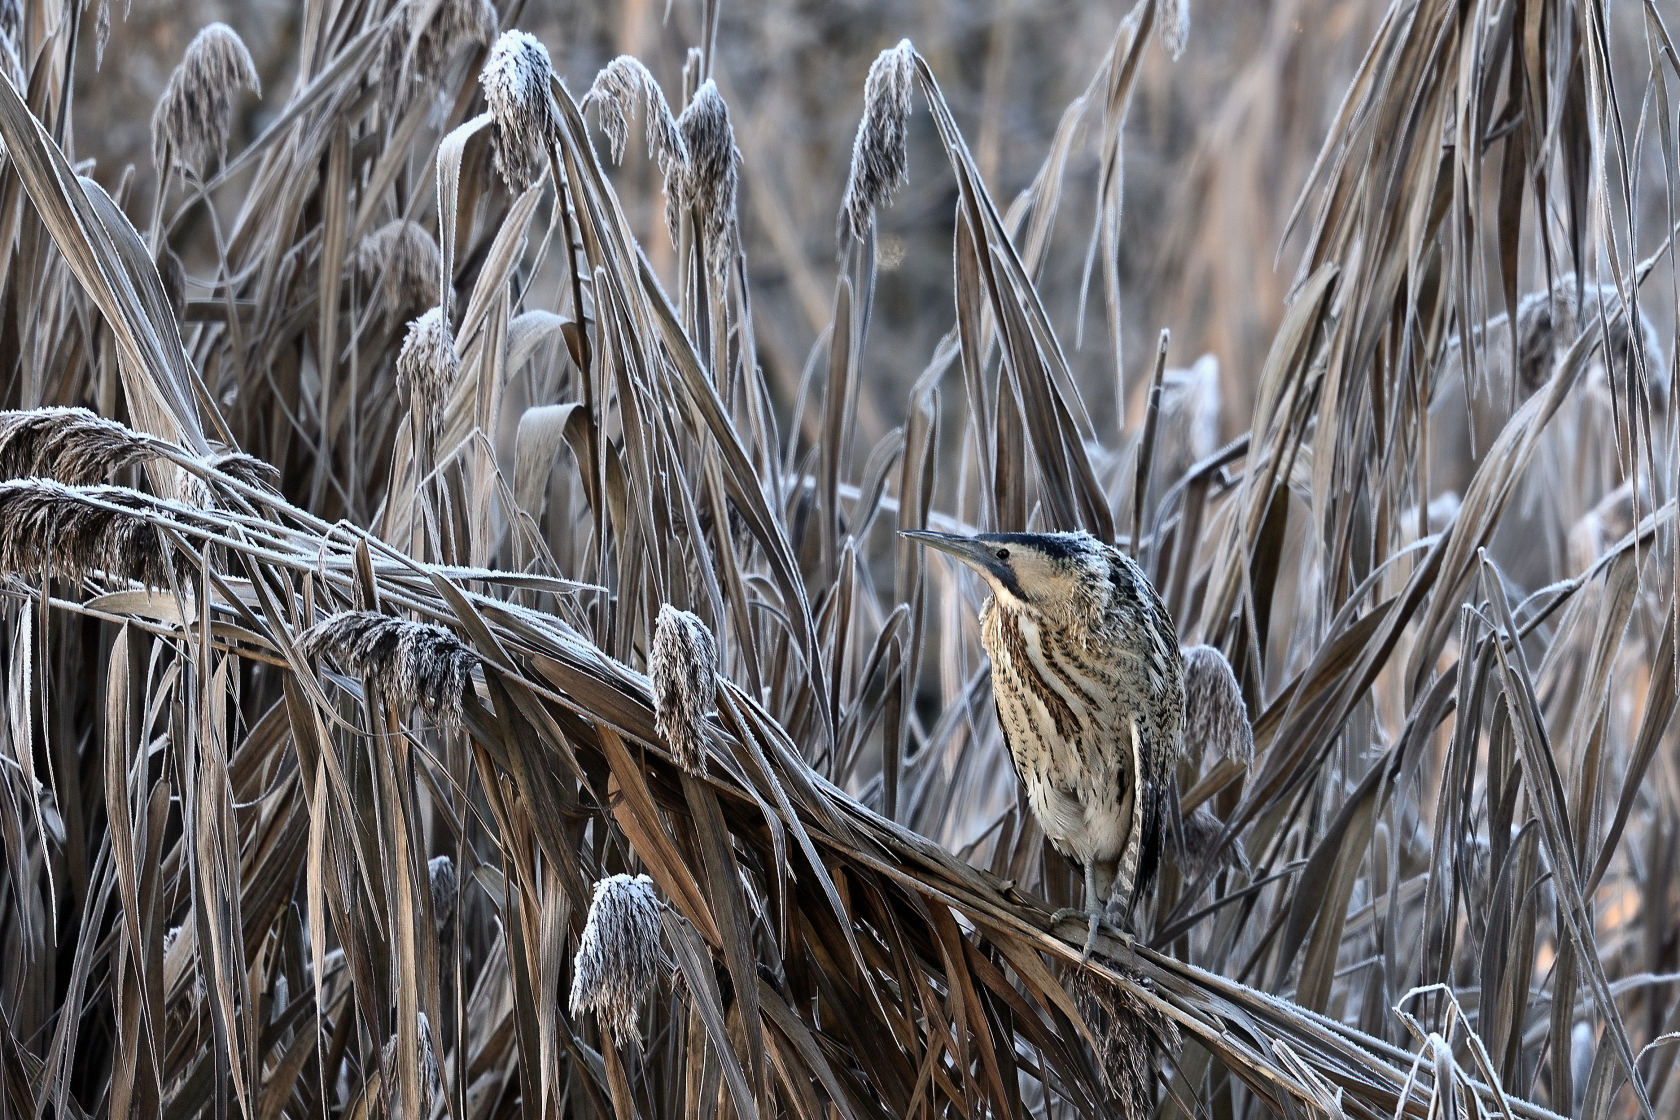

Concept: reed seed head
[[1568, 480, 1649, 572], [0, 480, 202, 589], [428, 853, 458, 937], [1182, 644, 1252, 767], [356, 220, 444, 326], [379, 1012, 440, 1120], [587, 56, 688, 183], [0, 407, 154, 485], [651, 605, 717, 776], [1515, 275, 1668, 403], [1159, 0, 1190, 60], [151, 22, 261, 178], [396, 307, 460, 445], [1068, 965, 1181, 1119], [675, 81, 740, 278], [838, 39, 914, 245], [297, 611, 479, 729], [481, 30, 560, 194], [376, 0, 498, 118], [570, 873, 662, 1047], [1178, 803, 1249, 883]]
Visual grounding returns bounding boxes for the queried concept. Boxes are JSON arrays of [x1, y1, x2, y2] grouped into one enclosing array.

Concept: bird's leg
[[1050, 863, 1108, 963]]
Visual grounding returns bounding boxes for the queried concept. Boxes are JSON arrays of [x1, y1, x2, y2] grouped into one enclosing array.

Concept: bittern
[[906, 529, 1185, 959]]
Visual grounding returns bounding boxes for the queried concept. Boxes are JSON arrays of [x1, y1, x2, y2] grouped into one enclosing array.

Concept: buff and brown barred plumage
[[906, 529, 1184, 957]]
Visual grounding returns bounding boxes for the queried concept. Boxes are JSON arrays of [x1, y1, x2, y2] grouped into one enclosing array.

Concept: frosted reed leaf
[[586, 56, 688, 182], [396, 308, 460, 445], [0, 480, 203, 589], [1182, 645, 1252, 766], [838, 39, 914, 245], [1159, 0, 1190, 60], [157, 246, 187, 322], [650, 605, 717, 776], [0, 408, 154, 485], [375, 0, 498, 118], [1178, 803, 1249, 883], [379, 1012, 440, 1120], [481, 31, 560, 193], [570, 873, 662, 1048], [675, 81, 739, 278], [297, 611, 479, 729], [151, 22, 261, 178], [428, 853, 458, 937], [355, 220, 443, 325], [1068, 965, 1180, 1119]]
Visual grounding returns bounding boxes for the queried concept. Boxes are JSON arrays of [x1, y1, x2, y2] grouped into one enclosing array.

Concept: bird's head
[[902, 530, 1111, 627]]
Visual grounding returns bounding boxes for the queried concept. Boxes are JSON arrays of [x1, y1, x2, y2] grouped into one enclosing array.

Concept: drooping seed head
[[838, 39, 915, 246], [376, 0, 499, 118], [428, 853, 458, 937], [675, 81, 739, 279], [650, 605, 717, 776], [379, 1012, 440, 1120], [0, 407, 155, 485], [0, 480, 204, 589], [1181, 645, 1252, 767], [1067, 965, 1181, 1119], [481, 30, 560, 194], [151, 22, 261, 178], [586, 56, 688, 183], [356, 220, 444, 326], [1177, 803, 1249, 883], [396, 307, 460, 445], [1159, 0, 1190, 60], [570, 873, 662, 1048], [297, 611, 479, 729]]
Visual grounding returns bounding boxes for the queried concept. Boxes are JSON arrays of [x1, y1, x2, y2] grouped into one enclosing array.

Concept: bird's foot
[[1049, 907, 1107, 965]]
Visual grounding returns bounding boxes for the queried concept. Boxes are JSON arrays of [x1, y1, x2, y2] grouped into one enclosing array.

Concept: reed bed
[[0, 1, 1674, 1118]]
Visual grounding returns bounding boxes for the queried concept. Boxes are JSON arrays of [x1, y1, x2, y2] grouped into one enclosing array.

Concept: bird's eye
[[996, 548, 1010, 561]]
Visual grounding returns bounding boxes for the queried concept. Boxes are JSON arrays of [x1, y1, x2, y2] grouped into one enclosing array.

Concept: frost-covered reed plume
[[1181, 644, 1252, 767], [1067, 966, 1181, 1119], [0, 480, 202, 588], [570, 873, 662, 1047], [375, 0, 498, 117], [395, 308, 460, 445], [428, 854, 458, 938], [378, 1012, 439, 1120], [481, 31, 561, 193], [151, 22, 261, 178], [356, 221, 443, 326], [297, 612, 479, 729], [650, 605, 718, 776], [675, 81, 740, 277], [838, 39, 915, 245]]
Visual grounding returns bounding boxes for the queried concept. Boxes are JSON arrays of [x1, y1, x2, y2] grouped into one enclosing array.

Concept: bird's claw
[[1049, 907, 1107, 965]]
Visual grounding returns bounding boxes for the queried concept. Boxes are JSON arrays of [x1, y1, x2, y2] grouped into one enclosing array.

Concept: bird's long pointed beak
[[900, 530, 1008, 584]]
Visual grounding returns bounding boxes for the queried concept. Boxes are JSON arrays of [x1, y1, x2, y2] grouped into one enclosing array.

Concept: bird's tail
[[1067, 963, 1181, 1118]]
